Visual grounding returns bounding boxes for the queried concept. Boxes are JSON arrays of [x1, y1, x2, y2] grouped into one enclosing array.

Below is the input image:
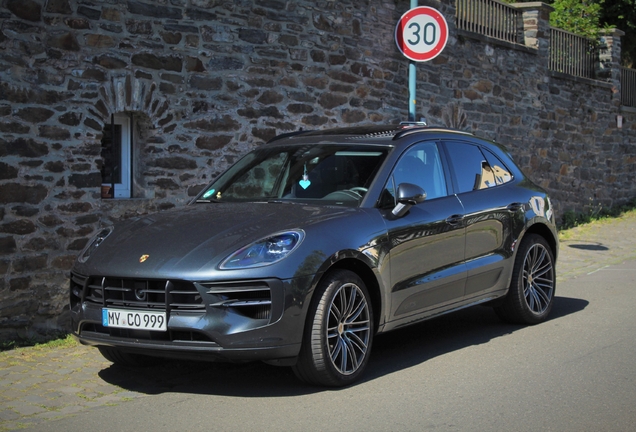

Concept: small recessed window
[[101, 113, 131, 199]]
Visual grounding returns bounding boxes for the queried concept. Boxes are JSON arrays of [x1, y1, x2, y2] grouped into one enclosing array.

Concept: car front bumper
[[70, 273, 315, 363]]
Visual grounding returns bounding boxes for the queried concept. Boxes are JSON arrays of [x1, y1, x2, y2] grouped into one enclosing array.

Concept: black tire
[[495, 234, 556, 325], [293, 269, 374, 387], [98, 346, 161, 367]]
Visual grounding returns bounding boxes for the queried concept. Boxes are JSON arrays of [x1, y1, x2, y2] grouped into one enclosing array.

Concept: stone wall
[[1, 0, 635, 340]]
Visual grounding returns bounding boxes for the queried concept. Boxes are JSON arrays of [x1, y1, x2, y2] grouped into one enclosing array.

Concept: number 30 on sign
[[395, 6, 449, 62]]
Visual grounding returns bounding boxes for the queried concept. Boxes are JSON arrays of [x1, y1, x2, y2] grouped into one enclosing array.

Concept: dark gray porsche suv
[[70, 124, 558, 386]]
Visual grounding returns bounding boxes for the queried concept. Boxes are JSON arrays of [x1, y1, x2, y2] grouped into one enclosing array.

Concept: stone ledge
[[511, 2, 555, 13], [457, 29, 538, 55], [548, 70, 614, 89]]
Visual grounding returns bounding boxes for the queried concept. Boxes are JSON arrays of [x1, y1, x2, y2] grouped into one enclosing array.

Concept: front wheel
[[495, 234, 556, 325], [293, 269, 373, 387]]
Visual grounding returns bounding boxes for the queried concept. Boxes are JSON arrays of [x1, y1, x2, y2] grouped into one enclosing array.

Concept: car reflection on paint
[[70, 124, 558, 387]]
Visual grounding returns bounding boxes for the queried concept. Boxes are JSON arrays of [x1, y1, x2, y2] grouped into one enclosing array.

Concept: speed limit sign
[[395, 6, 449, 62]]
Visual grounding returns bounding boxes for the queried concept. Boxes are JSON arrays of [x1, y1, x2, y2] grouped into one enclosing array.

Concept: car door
[[382, 141, 467, 326], [441, 140, 517, 299]]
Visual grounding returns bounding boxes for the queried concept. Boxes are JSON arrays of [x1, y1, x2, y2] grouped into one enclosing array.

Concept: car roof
[[265, 123, 519, 178], [267, 123, 475, 145]]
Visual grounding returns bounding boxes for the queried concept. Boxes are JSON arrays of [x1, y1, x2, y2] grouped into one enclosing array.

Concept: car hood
[[77, 203, 359, 278]]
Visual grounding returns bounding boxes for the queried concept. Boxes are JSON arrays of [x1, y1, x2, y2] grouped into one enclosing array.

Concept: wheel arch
[[523, 222, 558, 260], [311, 255, 383, 333]]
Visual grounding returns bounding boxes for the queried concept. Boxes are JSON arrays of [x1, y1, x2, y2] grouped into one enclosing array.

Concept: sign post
[[395, 5, 449, 121]]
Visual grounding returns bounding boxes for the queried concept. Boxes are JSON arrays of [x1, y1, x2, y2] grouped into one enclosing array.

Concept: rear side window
[[482, 149, 513, 186], [444, 142, 511, 194]]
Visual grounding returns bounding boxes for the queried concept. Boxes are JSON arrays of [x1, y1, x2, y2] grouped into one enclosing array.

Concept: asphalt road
[[19, 259, 636, 432]]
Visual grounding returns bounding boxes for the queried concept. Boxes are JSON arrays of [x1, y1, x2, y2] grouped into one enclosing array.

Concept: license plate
[[102, 308, 167, 331]]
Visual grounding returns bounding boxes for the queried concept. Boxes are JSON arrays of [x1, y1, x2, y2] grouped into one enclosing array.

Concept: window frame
[[379, 140, 450, 208], [481, 148, 514, 186], [101, 113, 132, 199], [441, 140, 514, 195]]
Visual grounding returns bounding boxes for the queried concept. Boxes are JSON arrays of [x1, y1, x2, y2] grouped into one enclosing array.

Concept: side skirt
[[377, 289, 507, 334]]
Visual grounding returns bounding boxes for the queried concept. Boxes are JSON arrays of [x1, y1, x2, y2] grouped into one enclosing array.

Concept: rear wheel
[[98, 346, 161, 367], [293, 269, 373, 387], [495, 234, 555, 324]]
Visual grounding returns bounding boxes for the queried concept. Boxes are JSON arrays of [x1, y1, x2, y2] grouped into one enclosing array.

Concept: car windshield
[[196, 143, 391, 207]]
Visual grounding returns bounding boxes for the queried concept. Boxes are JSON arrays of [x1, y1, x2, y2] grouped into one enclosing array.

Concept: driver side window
[[380, 142, 448, 207]]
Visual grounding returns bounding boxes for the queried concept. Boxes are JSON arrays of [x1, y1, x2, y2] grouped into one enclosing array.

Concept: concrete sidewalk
[[556, 211, 636, 280], [1, 212, 636, 431]]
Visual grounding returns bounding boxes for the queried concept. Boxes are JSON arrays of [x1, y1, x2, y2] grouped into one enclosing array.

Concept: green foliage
[[549, 0, 604, 39], [502, 0, 634, 66], [598, 0, 636, 66], [559, 197, 636, 230], [0, 332, 75, 352]]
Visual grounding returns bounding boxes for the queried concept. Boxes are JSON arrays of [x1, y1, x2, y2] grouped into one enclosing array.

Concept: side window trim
[[438, 140, 460, 195]]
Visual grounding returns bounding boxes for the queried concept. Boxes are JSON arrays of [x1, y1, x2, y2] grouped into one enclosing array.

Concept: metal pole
[[129, 112, 133, 198], [409, 62, 416, 121], [110, 114, 115, 198], [408, 0, 418, 121]]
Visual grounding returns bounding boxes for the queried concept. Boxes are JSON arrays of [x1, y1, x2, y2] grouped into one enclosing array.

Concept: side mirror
[[392, 183, 426, 217]]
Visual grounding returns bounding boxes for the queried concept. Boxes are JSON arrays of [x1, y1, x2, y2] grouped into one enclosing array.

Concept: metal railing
[[454, 1, 632, 96], [549, 27, 599, 79], [456, 0, 520, 44], [622, 67, 636, 107]]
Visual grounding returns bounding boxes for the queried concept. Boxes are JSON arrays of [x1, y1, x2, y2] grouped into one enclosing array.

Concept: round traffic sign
[[395, 6, 449, 62]]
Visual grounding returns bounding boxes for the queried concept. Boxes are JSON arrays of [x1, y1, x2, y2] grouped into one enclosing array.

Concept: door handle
[[445, 214, 464, 225]]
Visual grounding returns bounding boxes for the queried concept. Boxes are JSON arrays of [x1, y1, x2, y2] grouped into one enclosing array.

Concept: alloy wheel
[[326, 282, 371, 375], [522, 243, 555, 315]]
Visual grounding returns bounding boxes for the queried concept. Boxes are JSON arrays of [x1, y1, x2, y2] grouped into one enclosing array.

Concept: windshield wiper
[[266, 200, 307, 205], [195, 199, 220, 203]]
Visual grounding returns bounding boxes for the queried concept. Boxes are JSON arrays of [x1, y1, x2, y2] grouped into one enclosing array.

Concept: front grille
[[72, 273, 277, 344], [71, 273, 274, 320], [74, 274, 204, 312], [70, 273, 88, 309]]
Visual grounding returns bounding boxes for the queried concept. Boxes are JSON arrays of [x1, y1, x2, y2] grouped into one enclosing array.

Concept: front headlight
[[77, 227, 113, 263], [220, 230, 305, 269]]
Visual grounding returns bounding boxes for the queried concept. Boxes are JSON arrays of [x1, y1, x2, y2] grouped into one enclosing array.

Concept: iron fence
[[455, 0, 520, 44], [455, 1, 633, 102], [622, 67, 636, 107], [549, 27, 598, 79]]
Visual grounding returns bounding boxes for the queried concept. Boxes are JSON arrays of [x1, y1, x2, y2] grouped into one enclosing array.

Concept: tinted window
[[199, 144, 389, 207], [382, 142, 447, 205], [444, 142, 498, 193]]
